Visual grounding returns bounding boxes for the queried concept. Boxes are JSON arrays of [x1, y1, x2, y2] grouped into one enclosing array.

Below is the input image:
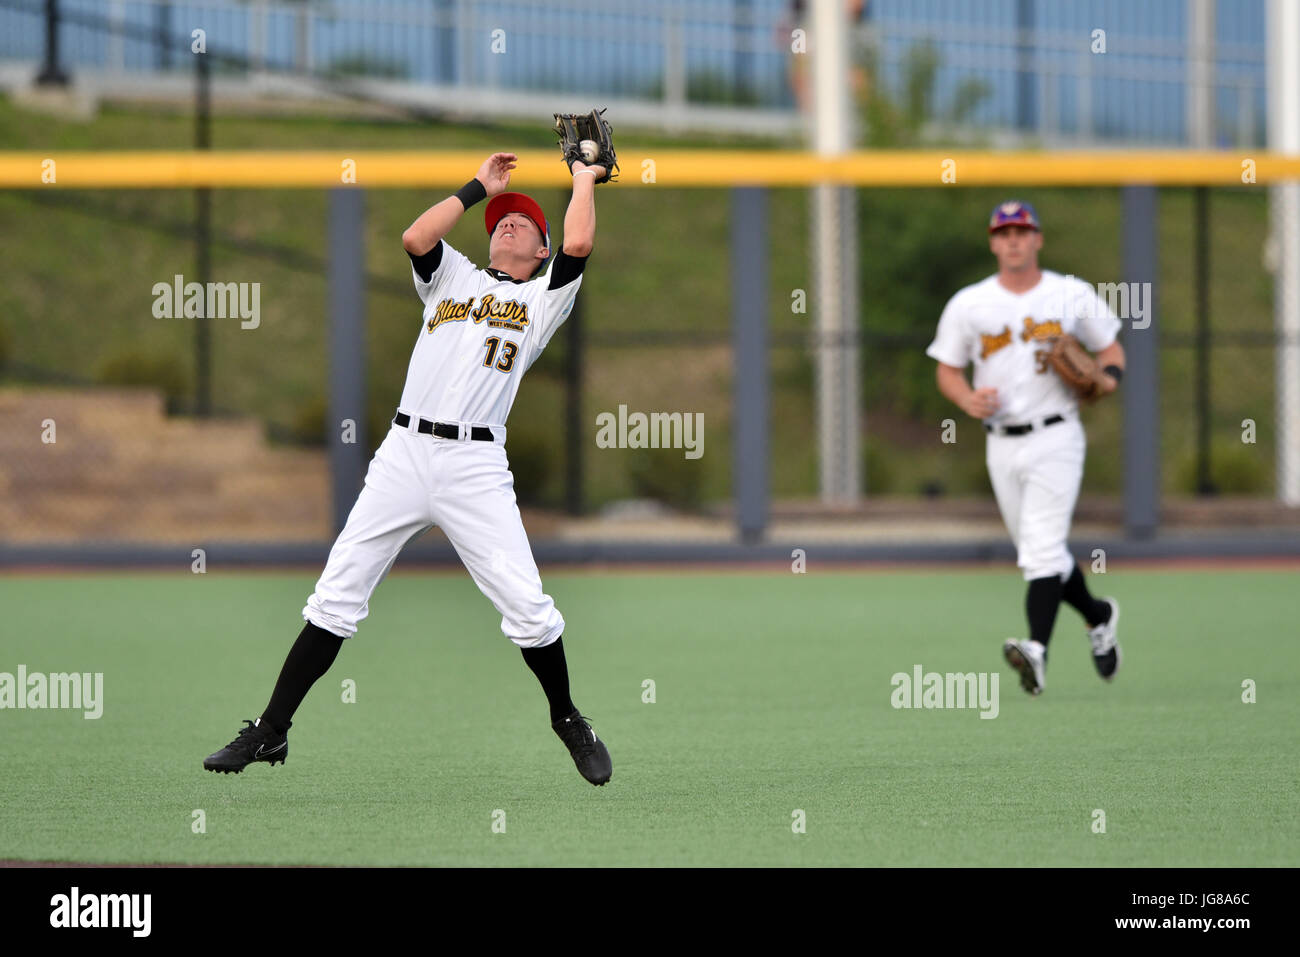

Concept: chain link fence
[[0, 0, 1290, 548], [0, 178, 1287, 545]]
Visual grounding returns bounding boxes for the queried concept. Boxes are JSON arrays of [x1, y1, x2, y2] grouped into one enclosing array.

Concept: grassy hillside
[[0, 96, 1277, 507]]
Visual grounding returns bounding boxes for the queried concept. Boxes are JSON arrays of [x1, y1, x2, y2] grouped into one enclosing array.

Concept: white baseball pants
[[303, 423, 564, 647], [985, 414, 1086, 582]]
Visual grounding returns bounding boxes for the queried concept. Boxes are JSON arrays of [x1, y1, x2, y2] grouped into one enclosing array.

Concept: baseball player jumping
[[204, 150, 613, 784], [926, 201, 1125, 696]]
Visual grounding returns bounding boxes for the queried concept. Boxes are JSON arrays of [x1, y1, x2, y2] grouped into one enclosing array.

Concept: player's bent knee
[[1019, 553, 1075, 583], [510, 629, 563, 650], [303, 602, 360, 640], [502, 609, 565, 649]]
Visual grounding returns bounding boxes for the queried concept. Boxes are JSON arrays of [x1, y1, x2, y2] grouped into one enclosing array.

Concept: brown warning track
[[0, 859, 306, 868], [4, 554, 1300, 578]]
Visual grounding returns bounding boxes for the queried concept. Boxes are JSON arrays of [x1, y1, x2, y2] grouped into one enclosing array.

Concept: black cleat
[[1087, 597, 1122, 681], [1002, 638, 1046, 696], [552, 711, 612, 786], [203, 718, 288, 774]]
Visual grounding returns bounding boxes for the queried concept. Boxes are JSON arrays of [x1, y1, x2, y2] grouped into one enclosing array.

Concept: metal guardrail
[[0, 0, 1271, 145]]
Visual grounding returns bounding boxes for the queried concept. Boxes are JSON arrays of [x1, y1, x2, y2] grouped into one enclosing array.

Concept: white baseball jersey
[[926, 270, 1121, 426], [401, 240, 584, 427], [928, 269, 1121, 582], [302, 237, 587, 646]]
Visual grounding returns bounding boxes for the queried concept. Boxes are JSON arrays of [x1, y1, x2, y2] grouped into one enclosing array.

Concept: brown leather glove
[[553, 108, 618, 184], [1045, 334, 1108, 402]]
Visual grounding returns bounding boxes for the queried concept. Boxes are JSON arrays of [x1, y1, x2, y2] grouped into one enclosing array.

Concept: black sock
[[261, 622, 345, 734], [1061, 564, 1110, 627], [1026, 575, 1064, 649], [521, 636, 577, 724]]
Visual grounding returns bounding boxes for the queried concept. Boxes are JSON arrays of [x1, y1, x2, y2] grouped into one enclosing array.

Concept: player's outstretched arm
[[936, 362, 999, 419], [560, 161, 603, 257], [401, 152, 518, 255]]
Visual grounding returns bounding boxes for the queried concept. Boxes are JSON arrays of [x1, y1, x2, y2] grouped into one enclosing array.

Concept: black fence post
[[436, 0, 455, 84], [564, 295, 585, 516], [194, 50, 212, 417], [1194, 186, 1215, 493], [733, 0, 751, 104], [1014, 0, 1036, 131], [732, 186, 769, 543], [1123, 185, 1160, 539], [36, 0, 70, 86], [157, 0, 172, 71], [328, 189, 367, 534]]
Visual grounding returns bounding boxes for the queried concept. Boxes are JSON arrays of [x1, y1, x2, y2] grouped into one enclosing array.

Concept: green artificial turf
[[0, 567, 1295, 866]]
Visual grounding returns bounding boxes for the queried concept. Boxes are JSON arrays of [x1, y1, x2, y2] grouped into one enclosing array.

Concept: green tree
[[854, 40, 995, 421]]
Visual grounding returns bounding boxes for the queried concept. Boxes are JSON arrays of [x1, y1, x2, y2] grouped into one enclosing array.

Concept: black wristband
[[454, 178, 487, 211], [1103, 365, 1123, 384]]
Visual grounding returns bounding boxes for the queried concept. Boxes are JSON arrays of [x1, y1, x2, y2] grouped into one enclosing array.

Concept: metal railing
[[0, 0, 1270, 145]]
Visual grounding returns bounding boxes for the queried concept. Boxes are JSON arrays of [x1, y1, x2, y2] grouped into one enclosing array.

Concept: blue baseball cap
[[988, 200, 1040, 233]]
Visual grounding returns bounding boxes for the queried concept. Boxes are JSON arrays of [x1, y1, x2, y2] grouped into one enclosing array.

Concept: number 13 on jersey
[[482, 336, 518, 373]]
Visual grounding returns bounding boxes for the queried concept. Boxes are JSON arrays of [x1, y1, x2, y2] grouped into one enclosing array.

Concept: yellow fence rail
[[1, 150, 1296, 188]]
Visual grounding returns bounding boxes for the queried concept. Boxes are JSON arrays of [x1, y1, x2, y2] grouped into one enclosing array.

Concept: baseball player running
[[204, 150, 613, 784], [926, 200, 1125, 696]]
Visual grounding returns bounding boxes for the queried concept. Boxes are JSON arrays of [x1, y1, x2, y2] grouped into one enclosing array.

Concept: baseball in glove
[[554, 108, 618, 184], [1045, 334, 1109, 402]]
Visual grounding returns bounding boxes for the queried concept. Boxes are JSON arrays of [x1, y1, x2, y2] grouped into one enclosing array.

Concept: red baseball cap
[[988, 199, 1040, 233], [485, 192, 550, 255]]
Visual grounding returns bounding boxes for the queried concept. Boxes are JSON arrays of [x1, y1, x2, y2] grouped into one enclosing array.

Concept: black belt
[[394, 412, 494, 442], [985, 414, 1064, 437]]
